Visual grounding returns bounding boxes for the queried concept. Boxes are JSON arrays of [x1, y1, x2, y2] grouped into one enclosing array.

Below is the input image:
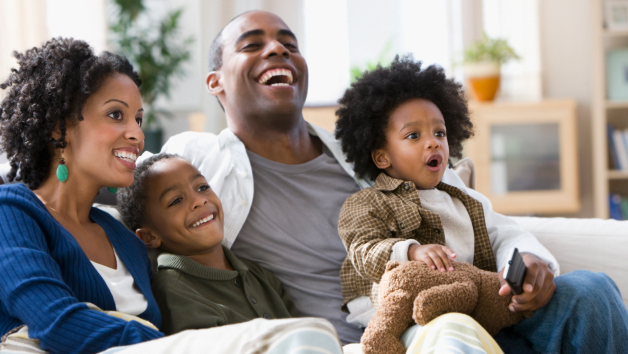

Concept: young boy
[[333, 56, 558, 327], [117, 154, 297, 335]]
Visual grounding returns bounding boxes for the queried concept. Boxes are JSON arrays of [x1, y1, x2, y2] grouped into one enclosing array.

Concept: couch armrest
[[510, 216, 628, 307]]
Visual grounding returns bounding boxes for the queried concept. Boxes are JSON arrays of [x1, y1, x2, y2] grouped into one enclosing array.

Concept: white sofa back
[[512, 216, 628, 308], [97, 201, 628, 309]]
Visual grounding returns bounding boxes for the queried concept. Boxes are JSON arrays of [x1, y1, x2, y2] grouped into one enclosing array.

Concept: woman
[[0, 38, 342, 354]]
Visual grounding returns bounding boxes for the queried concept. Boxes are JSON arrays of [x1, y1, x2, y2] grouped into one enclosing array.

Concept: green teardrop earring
[[56, 149, 68, 182], [107, 187, 118, 193]]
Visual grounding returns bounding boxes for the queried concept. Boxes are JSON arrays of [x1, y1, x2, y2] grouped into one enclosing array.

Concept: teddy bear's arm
[[361, 289, 415, 354], [412, 281, 478, 326]]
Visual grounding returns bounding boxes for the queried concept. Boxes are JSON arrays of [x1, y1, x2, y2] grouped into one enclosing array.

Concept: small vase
[[464, 61, 501, 102]]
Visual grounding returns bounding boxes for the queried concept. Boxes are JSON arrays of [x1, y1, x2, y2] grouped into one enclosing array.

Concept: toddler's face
[[374, 98, 449, 189], [142, 158, 225, 256]]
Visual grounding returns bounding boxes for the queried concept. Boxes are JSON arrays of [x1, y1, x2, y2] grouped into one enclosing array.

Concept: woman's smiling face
[[64, 74, 144, 188]]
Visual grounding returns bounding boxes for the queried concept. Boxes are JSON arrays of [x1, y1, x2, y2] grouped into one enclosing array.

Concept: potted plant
[[463, 33, 519, 101], [350, 40, 393, 83], [109, 0, 193, 153]]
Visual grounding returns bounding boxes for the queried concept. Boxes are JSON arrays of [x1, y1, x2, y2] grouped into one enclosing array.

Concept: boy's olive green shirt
[[338, 173, 497, 309], [152, 246, 297, 335]]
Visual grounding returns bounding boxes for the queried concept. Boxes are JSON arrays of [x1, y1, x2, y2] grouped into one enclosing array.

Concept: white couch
[[97, 202, 628, 308], [511, 216, 628, 308], [448, 157, 628, 306]]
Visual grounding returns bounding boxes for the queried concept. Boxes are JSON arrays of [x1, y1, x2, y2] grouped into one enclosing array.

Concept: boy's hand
[[408, 244, 456, 272], [498, 252, 556, 312]]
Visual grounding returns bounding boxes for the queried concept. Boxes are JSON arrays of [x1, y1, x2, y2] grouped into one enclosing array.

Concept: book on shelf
[[608, 124, 621, 169], [607, 49, 628, 100], [607, 124, 628, 170], [621, 198, 628, 220], [609, 193, 628, 220]]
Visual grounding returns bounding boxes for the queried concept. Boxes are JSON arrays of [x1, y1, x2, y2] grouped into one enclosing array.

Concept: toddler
[[334, 56, 557, 327]]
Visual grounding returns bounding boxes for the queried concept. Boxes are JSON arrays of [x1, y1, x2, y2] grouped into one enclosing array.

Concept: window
[[301, 0, 541, 106]]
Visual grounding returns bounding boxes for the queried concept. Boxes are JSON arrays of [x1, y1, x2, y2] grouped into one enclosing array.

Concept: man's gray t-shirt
[[231, 146, 362, 344]]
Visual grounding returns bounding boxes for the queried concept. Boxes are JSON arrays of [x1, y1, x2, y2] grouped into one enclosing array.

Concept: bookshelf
[[592, 0, 628, 219], [302, 105, 338, 132]]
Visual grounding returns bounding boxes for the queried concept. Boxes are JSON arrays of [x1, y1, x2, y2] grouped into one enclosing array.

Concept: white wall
[[0, 0, 50, 164], [0, 0, 601, 215], [0, 0, 49, 101], [47, 0, 107, 53], [302, 0, 350, 106], [346, 0, 401, 69], [539, 0, 594, 217], [484, 0, 542, 101]]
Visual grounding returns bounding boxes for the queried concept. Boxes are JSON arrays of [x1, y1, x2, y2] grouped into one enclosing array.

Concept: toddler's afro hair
[[335, 55, 473, 181]]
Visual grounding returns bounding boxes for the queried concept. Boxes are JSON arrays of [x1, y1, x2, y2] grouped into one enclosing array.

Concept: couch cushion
[[511, 216, 628, 308], [453, 158, 475, 189]]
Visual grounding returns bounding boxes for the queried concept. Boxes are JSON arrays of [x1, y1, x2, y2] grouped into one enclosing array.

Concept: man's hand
[[408, 244, 456, 272], [498, 252, 556, 312]]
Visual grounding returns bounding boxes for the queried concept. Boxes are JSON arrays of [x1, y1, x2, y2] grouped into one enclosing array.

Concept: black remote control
[[504, 248, 527, 295]]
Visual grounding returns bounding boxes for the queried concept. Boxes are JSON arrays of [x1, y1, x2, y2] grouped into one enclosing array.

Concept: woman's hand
[[498, 252, 556, 312], [408, 244, 456, 272]]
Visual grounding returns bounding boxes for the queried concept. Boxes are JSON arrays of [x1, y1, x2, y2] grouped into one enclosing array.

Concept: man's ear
[[206, 71, 223, 96], [372, 149, 391, 170], [135, 228, 162, 249]]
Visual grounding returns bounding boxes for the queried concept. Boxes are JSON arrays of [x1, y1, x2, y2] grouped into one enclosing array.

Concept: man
[[164, 10, 367, 343], [161, 10, 628, 352]]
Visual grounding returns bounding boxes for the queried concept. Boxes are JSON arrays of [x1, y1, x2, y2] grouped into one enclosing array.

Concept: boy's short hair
[[117, 153, 181, 231], [335, 55, 473, 181]]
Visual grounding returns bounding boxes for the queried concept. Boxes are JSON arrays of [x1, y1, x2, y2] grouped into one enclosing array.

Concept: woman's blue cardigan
[[0, 184, 164, 353]]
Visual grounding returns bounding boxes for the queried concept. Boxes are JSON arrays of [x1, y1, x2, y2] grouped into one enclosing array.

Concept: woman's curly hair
[[0, 37, 141, 189], [335, 55, 473, 181], [117, 153, 181, 231]]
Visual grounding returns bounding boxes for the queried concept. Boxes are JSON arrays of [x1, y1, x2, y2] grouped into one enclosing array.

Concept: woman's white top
[[91, 248, 148, 316]]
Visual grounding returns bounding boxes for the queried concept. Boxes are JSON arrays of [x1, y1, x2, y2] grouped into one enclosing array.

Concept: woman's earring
[[56, 149, 68, 182], [107, 187, 118, 193]]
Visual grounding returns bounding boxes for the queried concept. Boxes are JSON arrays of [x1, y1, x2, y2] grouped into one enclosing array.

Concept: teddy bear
[[361, 261, 529, 354]]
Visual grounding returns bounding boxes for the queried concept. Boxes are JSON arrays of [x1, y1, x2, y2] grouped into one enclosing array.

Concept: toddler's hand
[[408, 244, 456, 272]]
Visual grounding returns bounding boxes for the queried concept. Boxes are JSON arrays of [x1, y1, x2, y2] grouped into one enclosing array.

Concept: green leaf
[[349, 39, 394, 84], [108, 0, 194, 129], [463, 32, 520, 64]]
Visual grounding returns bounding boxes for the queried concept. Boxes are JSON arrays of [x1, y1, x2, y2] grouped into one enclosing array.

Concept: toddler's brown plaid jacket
[[338, 172, 497, 310]]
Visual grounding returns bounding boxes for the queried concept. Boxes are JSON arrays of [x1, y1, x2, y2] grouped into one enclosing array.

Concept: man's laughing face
[[208, 11, 309, 121]]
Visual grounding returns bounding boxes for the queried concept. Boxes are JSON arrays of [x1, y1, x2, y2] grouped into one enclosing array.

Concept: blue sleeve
[[0, 190, 164, 353]]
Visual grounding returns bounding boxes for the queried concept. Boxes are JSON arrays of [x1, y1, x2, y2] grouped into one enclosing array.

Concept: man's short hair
[[207, 11, 254, 72], [208, 29, 224, 72]]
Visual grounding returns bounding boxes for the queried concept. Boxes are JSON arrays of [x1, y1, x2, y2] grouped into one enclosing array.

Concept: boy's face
[[140, 158, 225, 256], [373, 98, 449, 189]]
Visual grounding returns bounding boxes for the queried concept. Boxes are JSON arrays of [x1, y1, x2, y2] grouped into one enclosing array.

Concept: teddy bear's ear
[[386, 261, 401, 271]]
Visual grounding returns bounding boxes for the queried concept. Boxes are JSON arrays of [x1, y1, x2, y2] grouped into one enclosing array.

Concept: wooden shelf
[[608, 170, 628, 179], [606, 100, 628, 109], [604, 29, 628, 37], [465, 100, 580, 215], [591, 0, 627, 218]]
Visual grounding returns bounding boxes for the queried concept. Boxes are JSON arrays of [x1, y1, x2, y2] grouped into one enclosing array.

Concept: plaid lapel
[[436, 182, 497, 272]]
